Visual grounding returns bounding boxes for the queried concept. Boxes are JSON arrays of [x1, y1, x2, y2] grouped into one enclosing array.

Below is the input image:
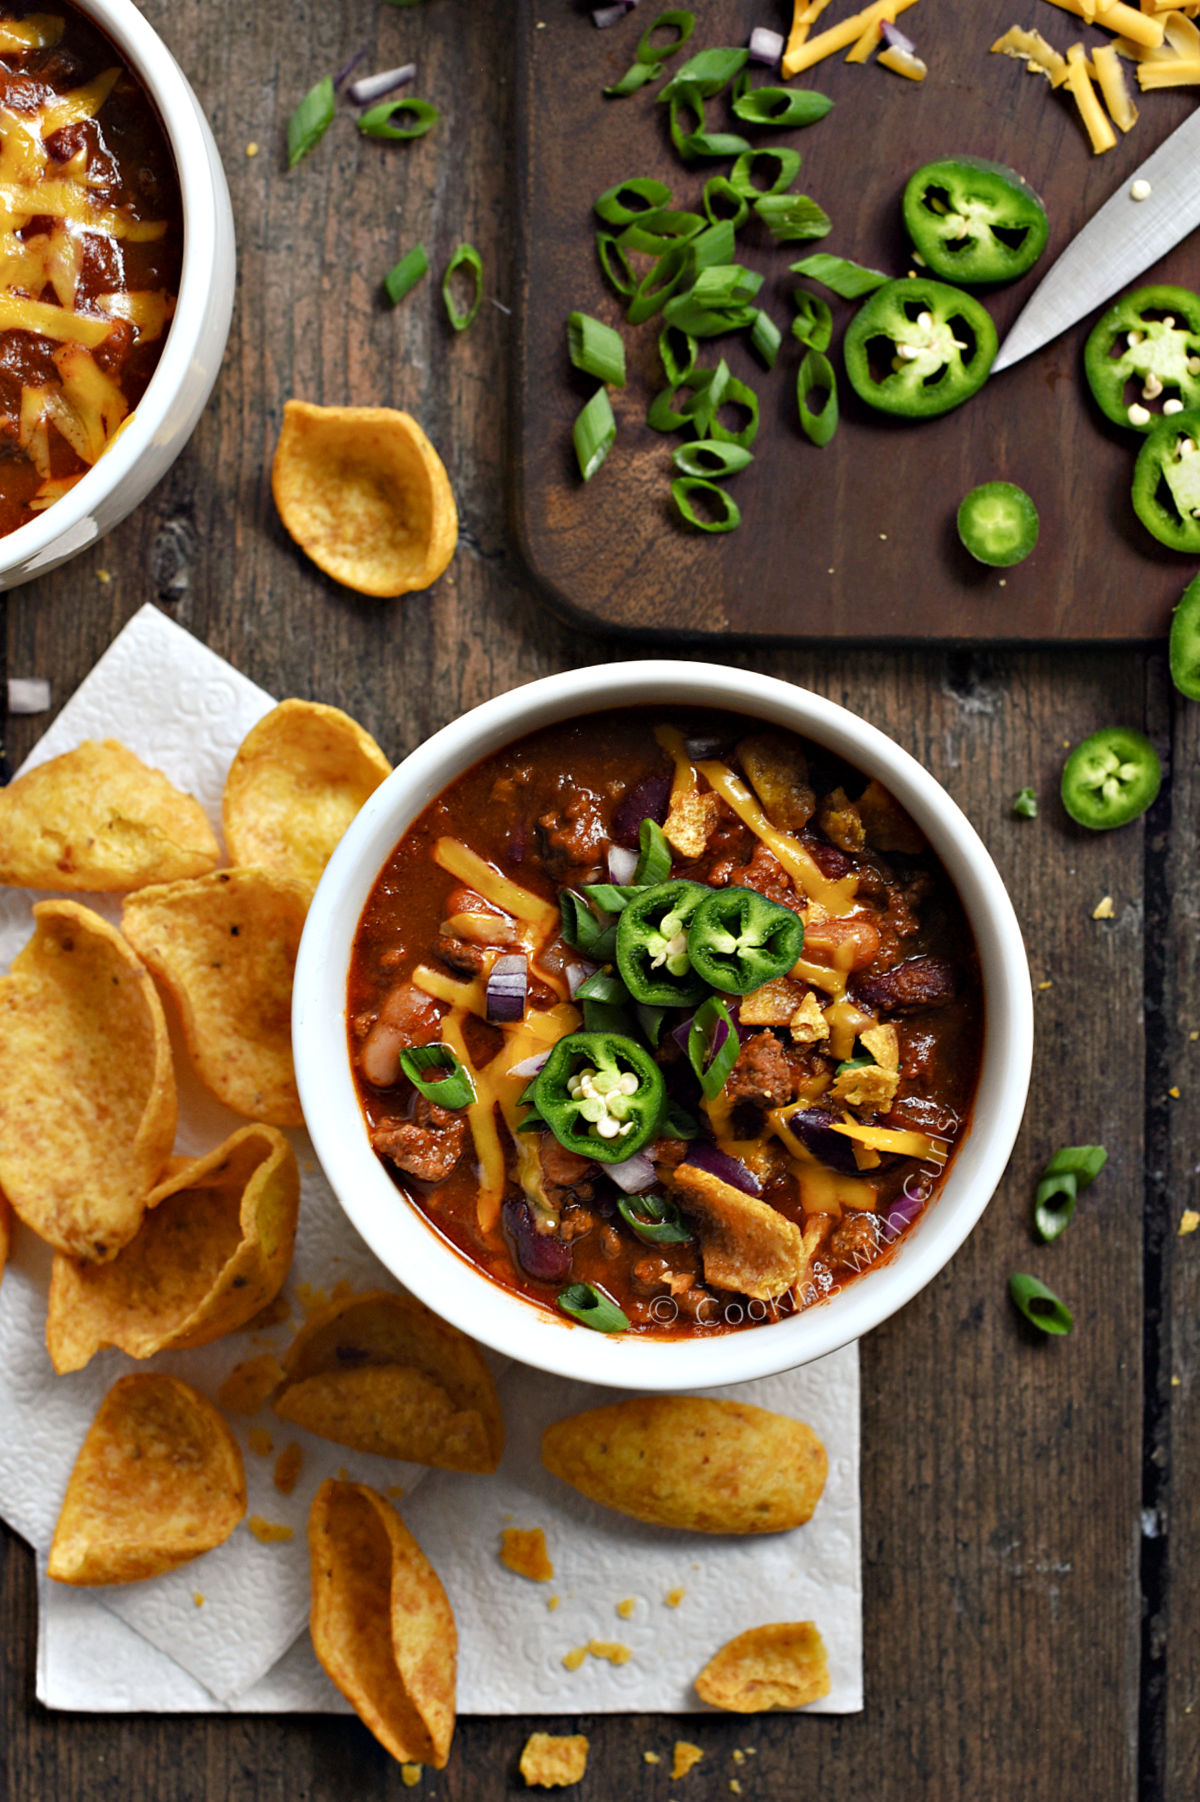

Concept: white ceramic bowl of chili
[[294, 661, 1034, 1392], [0, 0, 235, 590]]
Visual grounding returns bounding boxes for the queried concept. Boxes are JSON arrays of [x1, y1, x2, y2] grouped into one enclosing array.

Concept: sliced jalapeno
[[1133, 407, 1200, 550], [529, 1031, 666, 1163], [1061, 728, 1161, 831], [843, 278, 997, 420], [615, 879, 711, 1006], [1169, 571, 1200, 700], [957, 481, 1039, 567], [1084, 285, 1200, 434], [686, 885, 804, 994], [902, 156, 1048, 286]]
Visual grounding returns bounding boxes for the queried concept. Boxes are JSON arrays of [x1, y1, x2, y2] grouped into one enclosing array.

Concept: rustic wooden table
[[2, 3, 1197, 1798]]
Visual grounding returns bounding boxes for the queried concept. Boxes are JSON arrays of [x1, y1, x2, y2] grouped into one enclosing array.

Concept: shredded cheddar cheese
[[991, 24, 1070, 81], [1092, 41, 1140, 122], [433, 838, 558, 932], [1064, 41, 1120, 149], [1043, 0, 1164, 45], [784, 0, 919, 77], [698, 761, 859, 914]]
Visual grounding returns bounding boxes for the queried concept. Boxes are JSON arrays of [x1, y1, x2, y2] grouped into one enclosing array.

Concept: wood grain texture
[[0, 4, 1187, 1799], [514, 0, 1200, 642]]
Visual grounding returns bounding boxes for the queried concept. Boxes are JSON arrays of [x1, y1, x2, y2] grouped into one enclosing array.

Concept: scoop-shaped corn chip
[[0, 901, 176, 1260], [670, 1164, 805, 1300], [0, 739, 219, 891], [693, 1622, 830, 1711], [519, 1733, 590, 1787], [46, 1125, 300, 1372], [541, 1396, 827, 1535], [309, 1479, 456, 1768], [47, 1373, 246, 1585], [0, 1192, 11, 1290], [272, 400, 457, 598], [121, 870, 307, 1126], [273, 1289, 504, 1473], [223, 700, 391, 890]]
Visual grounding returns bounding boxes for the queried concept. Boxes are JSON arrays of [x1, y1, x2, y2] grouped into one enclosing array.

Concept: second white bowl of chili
[[294, 661, 1033, 1391]]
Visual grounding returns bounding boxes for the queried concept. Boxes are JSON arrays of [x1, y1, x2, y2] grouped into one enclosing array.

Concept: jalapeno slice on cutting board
[[686, 885, 805, 994], [843, 278, 997, 419], [615, 879, 711, 1006], [1169, 572, 1200, 700], [1084, 285, 1200, 434], [1061, 728, 1161, 830], [956, 481, 1039, 567], [1132, 407, 1200, 550], [528, 1031, 666, 1162], [902, 156, 1049, 286]]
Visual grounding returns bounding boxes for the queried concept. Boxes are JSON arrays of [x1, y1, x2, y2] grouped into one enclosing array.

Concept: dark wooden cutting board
[[513, 0, 1200, 641]]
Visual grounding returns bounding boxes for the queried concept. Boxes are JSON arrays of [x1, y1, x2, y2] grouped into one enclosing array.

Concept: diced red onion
[[567, 959, 598, 997], [592, 3, 629, 24], [787, 1107, 862, 1176], [508, 1050, 548, 1080], [348, 62, 417, 106], [7, 678, 51, 713], [680, 1141, 762, 1196], [748, 26, 784, 65], [502, 1195, 572, 1283], [884, 1190, 924, 1239], [486, 953, 528, 1024], [333, 45, 368, 91], [607, 844, 639, 885], [607, 1150, 658, 1193], [671, 1003, 748, 1063], [880, 20, 916, 53], [611, 771, 672, 847]]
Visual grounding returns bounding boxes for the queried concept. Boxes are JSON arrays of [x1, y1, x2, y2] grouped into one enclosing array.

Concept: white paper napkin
[[1, 604, 862, 1715]]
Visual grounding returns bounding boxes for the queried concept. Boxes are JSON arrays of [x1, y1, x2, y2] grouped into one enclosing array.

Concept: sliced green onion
[[635, 817, 673, 885], [659, 321, 698, 385], [750, 308, 782, 369], [557, 1282, 630, 1333], [597, 232, 637, 298], [595, 178, 673, 226], [618, 210, 703, 254], [668, 84, 751, 163], [729, 147, 802, 199], [731, 84, 834, 128], [383, 243, 429, 307], [573, 387, 617, 481], [618, 1192, 695, 1245], [1035, 1145, 1107, 1241], [399, 1043, 476, 1110], [1045, 1144, 1108, 1184], [680, 358, 730, 436], [658, 45, 749, 102], [636, 1003, 669, 1048], [797, 348, 838, 448], [661, 1098, 699, 1139], [706, 372, 758, 448], [792, 290, 833, 353], [567, 312, 626, 387], [574, 970, 633, 1004], [690, 218, 737, 271], [673, 441, 753, 478], [604, 59, 660, 98], [1012, 786, 1039, 819], [358, 97, 440, 140], [702, 176, 749, 230], [662, 287, 756, 339], [559, 890, 617, 959], [790, 252, 888, 298], [582, 884, 640, 914], [692, 264, 762, 305], [442, 243, 484, 332], [647, 382, 695, 432], [756, 194, 832, 242], [673, 476, 741, 534], [626, 241, 693, 326], [287, 76, 335, 169], [636, 7, 695, 64], [584, 996, 634, 1035], [1009, 1273, 1074, 1336], [688, 996, 741, 1093]]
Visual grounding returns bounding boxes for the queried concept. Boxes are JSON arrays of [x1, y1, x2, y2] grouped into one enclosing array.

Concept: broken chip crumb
[[337, 1467, 350, 1481], [1190, 1031, 1199, 1043], [247, 1427, 274, 1459], [1092, 896, 1115, 920], [672, 1741, 704, 1780], [588, 1639, 632, 1665], [644, 1750, 661, 1764], [1169, 1086, 1181, 1100], [247, 1515, 293, 1545], [547, 1595, 560, 1612], [519, 1732, 589, 1787], [387, 1485, 405, 1501], [1180, 1210, 1199, 1236], [732, 1749, 745, 1764], [217, 1352, 285, 1416], [562, 1646, 588, 1672], [245, 142, 259, 157], [665, 1587, 687, 1608], [617, 1597, 636, 1619], [730, 1783, 742, 1795], [500, 1526, 554, 1582], [193, 1592, 204, 1607], [273, 1442, 303, 1496], [296, 1282, 329, 1319], [1037, 981, 1053, 991], [1173, 1375, 1182, 1387]]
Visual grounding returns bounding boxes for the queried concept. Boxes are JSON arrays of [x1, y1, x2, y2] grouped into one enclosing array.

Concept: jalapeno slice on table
[[615, 879, 711, 1005], [843, 278, 997, 419], [528, 1031, 666, 1162], [1169, 571, 1200, 700], [1061, 728, 1161, 830], [1132, 407, 1200, 550], [902, 156, 1049, 286], [1084, 285, 1200, 434], [686, 885, 805, 994], [956, 481, 1039, 568]]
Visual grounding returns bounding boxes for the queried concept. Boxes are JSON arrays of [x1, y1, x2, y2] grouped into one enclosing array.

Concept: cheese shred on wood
[[1064, 41, 1119, 150], [783, 0, 919, 77]]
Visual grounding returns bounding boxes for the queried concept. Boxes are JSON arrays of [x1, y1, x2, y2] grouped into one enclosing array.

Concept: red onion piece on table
[[880, 20, 916, 53], [486, 953, 528, 1024], [748, 26, 784, 65], [680, 1141, 762, 1196], [611, 771, 672, 847], [592, 3, 629, 24], [608, 1150, 658, 1193], [607, 844, 639, 885], [502, 1196, 572, 1283], [348, 62, 416, 105], [333, 45, 368, 91]]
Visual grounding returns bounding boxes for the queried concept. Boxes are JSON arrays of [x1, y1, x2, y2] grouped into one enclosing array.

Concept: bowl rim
[[0, 0, 222, 577], [294, 661, 1034, 1391]]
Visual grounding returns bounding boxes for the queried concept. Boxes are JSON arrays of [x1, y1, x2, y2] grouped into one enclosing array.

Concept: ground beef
[[854, 956, 957, 1013], [817, 787, 866, 854], [725, 1030, 796, 1108], [536, 787, 607, 883], [537, 1136, 598, 1208], [829, 1214, 882, 1268], [438, 935, 486, 976], [731, 843, 801, 912], [371, 1098, 466, 1182]]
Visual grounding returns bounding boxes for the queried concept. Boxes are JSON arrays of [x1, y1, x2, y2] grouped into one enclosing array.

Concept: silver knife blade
[[993, 105, 1200, 373]]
